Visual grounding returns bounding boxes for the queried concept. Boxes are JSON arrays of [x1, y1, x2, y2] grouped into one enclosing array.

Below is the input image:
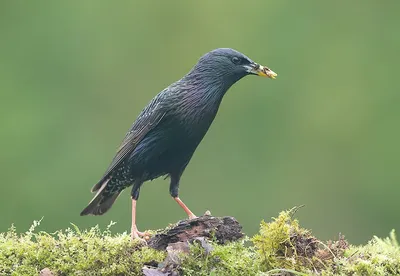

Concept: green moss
[[179, 237, 260, 276], [1, 211, 399, 275], [251, 208, 400, 275], [252, 206, 313, 272], [342, 230, 400, 276], [0, 220, 165, 275], [178, 208, 400, 276]]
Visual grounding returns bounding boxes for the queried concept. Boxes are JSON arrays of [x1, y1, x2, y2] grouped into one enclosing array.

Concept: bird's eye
[[231, 57, 241, 64]]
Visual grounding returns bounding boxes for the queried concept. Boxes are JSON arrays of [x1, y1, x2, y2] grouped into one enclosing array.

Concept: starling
[[80, 48, 277, 239]]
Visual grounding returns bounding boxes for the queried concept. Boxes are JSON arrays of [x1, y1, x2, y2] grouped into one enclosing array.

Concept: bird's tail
[[80, 178, 121, 216]]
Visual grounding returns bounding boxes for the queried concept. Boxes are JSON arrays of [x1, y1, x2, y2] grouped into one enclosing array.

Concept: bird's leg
[[130, 182, 146, 240], [173, 197, 197, 219], [169, 172, 197, 219], [131, 198, 145, 240]]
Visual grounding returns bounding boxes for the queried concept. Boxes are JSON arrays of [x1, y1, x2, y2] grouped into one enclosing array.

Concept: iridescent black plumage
[[80, 48, 276, 219]]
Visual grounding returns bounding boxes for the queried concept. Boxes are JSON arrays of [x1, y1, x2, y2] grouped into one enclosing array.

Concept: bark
[[147, 214, 244, 251]]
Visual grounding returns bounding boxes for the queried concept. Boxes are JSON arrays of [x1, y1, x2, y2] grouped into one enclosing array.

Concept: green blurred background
[[1, 1, 399, 244]]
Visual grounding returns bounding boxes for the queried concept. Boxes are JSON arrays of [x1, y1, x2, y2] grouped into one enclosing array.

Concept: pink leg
[[173, 197, 197, 219], [131, 198, 145, 240]]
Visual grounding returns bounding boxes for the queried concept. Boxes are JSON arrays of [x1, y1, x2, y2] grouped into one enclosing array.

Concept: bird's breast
[[174, 93, 222, 135]]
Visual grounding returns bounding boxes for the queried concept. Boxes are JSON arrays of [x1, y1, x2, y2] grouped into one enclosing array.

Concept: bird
[[80, 48, 277, 239]]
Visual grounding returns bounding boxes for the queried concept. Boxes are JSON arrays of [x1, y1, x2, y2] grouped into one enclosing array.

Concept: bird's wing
[[93, 96, 167, 191]]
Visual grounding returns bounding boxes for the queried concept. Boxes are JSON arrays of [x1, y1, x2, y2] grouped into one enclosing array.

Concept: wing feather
[[92, 97, 167, 191]]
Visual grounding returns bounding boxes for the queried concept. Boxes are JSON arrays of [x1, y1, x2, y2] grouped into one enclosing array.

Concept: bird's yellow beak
[[256, 64, 277, 79], [251, 63, 278, 79], [244, 63, 277, 79]]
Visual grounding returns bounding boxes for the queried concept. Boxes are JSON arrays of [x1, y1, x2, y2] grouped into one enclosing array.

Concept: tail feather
[[91, 179, 104, 193], [80, 191, 120, 216], [80, 178, 120, 216]]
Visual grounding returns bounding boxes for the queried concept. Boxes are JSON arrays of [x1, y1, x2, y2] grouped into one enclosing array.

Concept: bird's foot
[[131, 227, 151, 241], [130, 230, 142, 241], [187, 210, 211, 219], [188, 213, 197, 220]]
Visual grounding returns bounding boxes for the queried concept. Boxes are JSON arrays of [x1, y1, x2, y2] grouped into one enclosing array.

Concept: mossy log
[[1, 209, 400, 276], [144, 214, 243, 275], [147, 214, 243, 250]]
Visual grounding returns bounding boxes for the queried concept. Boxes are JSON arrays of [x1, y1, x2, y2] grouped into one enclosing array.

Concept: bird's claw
[[188, 213, 197, 220], [131, 228, 151, 241]]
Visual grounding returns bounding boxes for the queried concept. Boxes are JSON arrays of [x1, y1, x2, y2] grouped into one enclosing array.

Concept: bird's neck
[[169, 76, 228, 134], [183, 70, 236, 98], [179, 74, 229, 110]]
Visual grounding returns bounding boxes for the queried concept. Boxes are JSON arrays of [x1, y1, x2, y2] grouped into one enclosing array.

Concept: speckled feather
[[80, 48, 260, 216]]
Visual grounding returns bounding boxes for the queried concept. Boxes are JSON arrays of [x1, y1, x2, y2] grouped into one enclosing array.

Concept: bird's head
[[190, 48, 277, 86]]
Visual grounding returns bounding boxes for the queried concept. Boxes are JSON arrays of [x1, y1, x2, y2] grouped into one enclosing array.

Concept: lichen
[[1, 210, 399, 276]]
